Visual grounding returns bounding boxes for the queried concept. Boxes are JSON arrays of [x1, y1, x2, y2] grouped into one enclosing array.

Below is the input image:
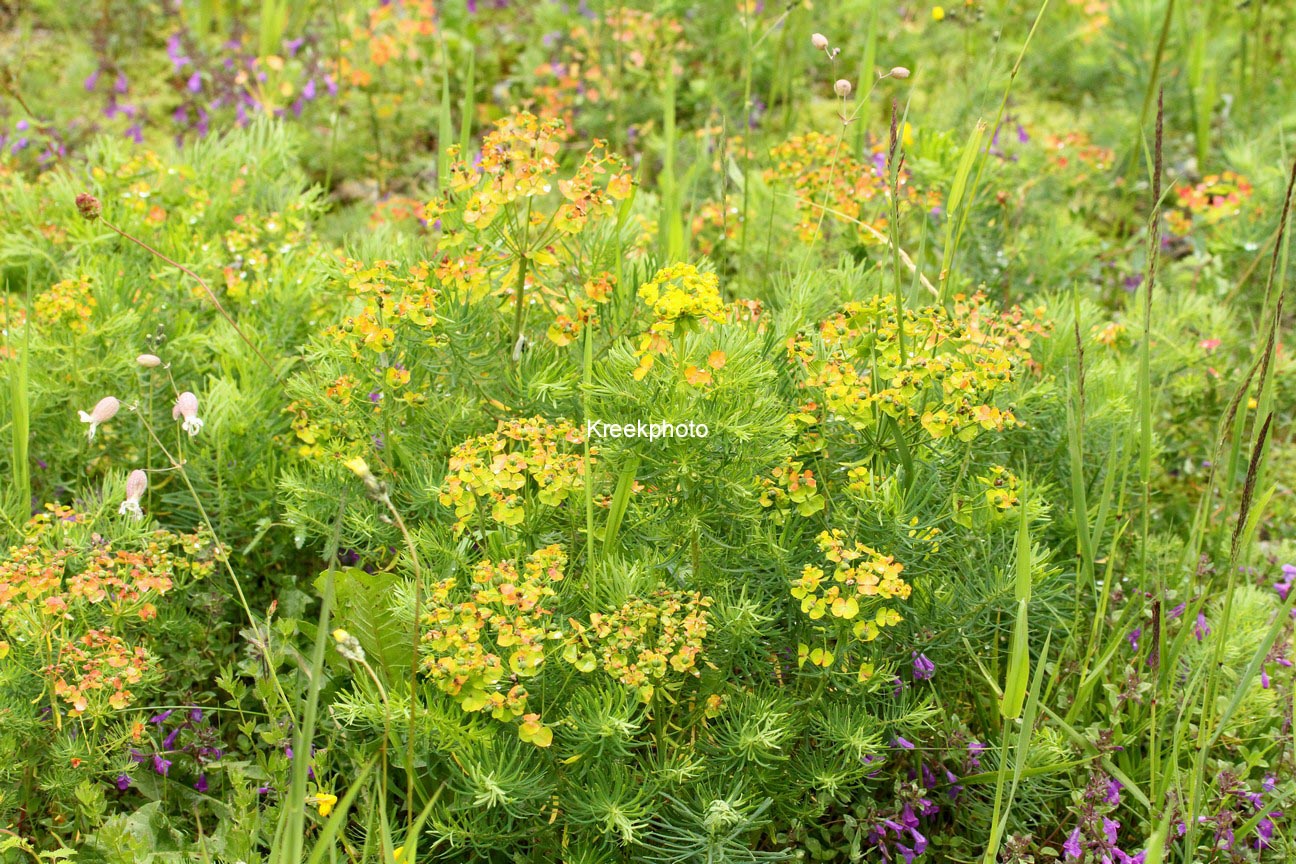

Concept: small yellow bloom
[[314, 792, 338, 817], [343, 457, 371, 479], [332, 628, 351, 643], [393, 846, 405, 862], [933, 5, 946, 21]]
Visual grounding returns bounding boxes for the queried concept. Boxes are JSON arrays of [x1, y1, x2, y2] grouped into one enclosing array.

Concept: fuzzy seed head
[[76, 193, 101, 221], [834, 79, 853, 98]]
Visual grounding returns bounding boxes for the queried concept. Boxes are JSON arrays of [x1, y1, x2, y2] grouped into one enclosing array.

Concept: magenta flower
[[1063, 828, 1082, 860]]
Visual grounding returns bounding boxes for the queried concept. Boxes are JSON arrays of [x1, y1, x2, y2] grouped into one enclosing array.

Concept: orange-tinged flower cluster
[[563, 589, 711, 702], [34, 275, 97, 335], [1, 509, 223, 722], [758, 458, 825, 523], [1167, 171, 1254, 235], [423, 112, 632, 318], [764, 132, 930, 244], [1043, 132, 1114, 181], [333, 0, 437, 89], [421, 546, 567, 736], [49, 629, 152, 716], [1, 523, 219, 620], [327, 258, 439, 357], [439, 416, 588, 532], [1066, 0, 1111, 41], [789, 292, 1048, 443], [427, 113, 631, 237], [531, 9, 684, 132], [90, 150, 209, 225]]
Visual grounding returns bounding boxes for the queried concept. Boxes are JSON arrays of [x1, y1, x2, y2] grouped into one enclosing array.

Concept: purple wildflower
[[153, 754, 172, 776], [1063, 827, 1082, 860], [1105, 778, 1122, 805], [115, 773, 132, 790], [194, 774, 208, 793], [911, 652, 935, 680], [1194, 612, 1211, 642], [893, 736, 915, 750], [1128, 627, 1141, 651]]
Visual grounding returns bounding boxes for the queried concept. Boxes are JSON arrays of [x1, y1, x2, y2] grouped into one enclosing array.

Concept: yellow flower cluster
[[632, 264, 727, 380], [789, 292, 1048, 443], [420, 546, 567, 744], [327, 258, 439, 358], [439, 417, 588, 532], [220, 203, 316, 302], [427, 112, 632, 237], [34, 275, 96, 335], [423, 111, 632, 320], [791, 530, 909, 643], [980, 465, 1021, 511], [758, 458, 825, 523], [563, 589, 711, 702]]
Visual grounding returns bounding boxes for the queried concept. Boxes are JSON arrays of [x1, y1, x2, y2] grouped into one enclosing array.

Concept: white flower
[[119, 469, 147, 520], [78, 396, 120, 441], [889, 66, 911, 80], [173, 391, 204, 436], [834, 79, 853, 99], [137, 354, 163, 368], [811, 33, 830, 51]]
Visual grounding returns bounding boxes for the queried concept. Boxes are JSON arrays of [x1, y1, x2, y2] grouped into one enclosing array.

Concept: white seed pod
[[137, 354, 163, 368], [834, 79, 853, 98], [890, 66, 912, 79], [811, 33, 830, 50]]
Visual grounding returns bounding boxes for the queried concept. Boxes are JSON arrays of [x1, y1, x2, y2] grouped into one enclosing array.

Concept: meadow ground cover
[[0, 0, 1295, 861]]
